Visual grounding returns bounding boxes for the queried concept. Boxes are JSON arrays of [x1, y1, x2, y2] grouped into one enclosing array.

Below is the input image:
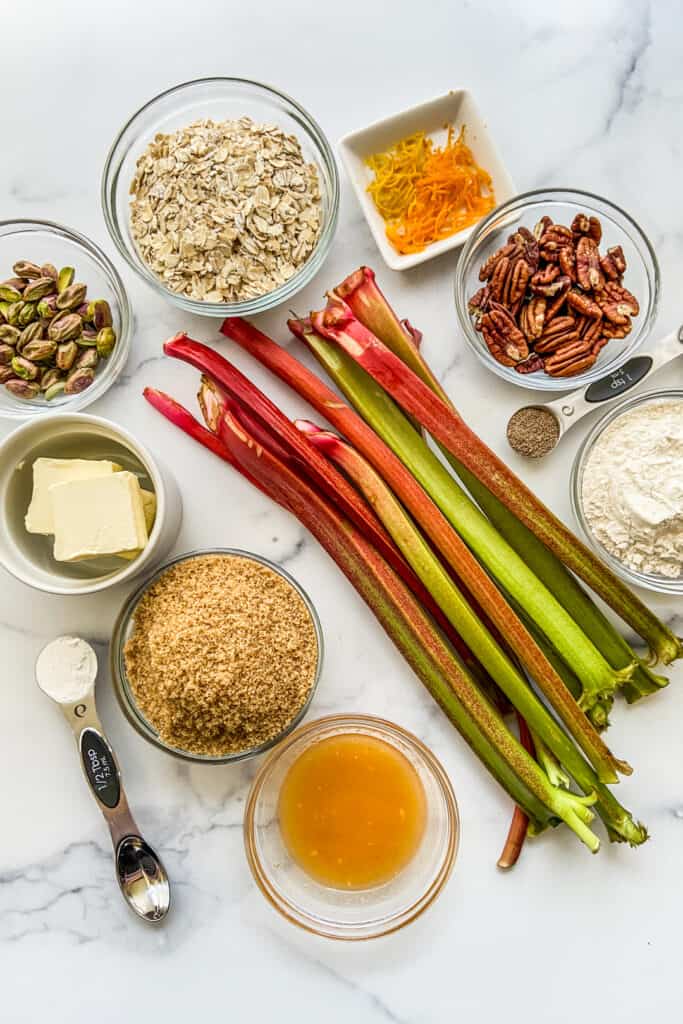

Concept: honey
[[278, 732, 427, 890]]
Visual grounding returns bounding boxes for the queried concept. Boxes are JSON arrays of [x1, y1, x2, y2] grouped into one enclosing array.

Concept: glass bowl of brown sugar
[[110, 548, 324, 763]]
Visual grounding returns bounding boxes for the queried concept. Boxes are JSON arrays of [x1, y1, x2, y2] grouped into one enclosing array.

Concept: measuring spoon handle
[[546, 326, 683, 434], [60, 697, 141, 847]]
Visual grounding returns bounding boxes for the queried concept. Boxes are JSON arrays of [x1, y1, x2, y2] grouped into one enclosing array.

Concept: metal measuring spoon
[[507, 326, 683, 457], [35, 636, 170, 923]]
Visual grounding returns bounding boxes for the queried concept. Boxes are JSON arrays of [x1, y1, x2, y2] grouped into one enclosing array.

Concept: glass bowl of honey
[[243, 714, 459, 940]]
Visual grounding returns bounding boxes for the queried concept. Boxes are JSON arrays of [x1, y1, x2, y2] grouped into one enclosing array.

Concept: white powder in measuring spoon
[[35, 636, 98, 704], [581, 399, 683, 578]]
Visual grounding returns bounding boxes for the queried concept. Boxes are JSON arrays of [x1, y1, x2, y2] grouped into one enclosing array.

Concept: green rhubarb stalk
[[220, 316, 629, 784], [216, 403, 600, 851], [329, 268, 682, 668], [312, 302, 643, 710], [301, 422, 646, 846], [337, 269, 669, 703]]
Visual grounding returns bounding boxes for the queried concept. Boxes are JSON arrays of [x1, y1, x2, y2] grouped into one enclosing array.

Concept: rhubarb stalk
[[300, 422, 646, 845], [220, 316, 629, 784], [214, 402, 600, 851], [336, 267, 670, 702], [313, 290, 682, 667], [498, 715, 535, 870]]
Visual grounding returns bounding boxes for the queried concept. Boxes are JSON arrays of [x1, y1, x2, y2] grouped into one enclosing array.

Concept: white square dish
[[338, 90, 516, 271]]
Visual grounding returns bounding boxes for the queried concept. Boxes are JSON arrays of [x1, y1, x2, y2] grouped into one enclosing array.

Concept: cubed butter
[[25, 458, 121, 535], [50, 471, 149, 562]]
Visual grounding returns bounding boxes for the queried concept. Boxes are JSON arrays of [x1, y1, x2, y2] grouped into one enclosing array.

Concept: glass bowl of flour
[[571, 388, 683, 594]]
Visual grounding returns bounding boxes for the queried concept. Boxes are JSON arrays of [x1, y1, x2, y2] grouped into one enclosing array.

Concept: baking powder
[[581, 399, 683, 578], [35, 635, 97, 703]]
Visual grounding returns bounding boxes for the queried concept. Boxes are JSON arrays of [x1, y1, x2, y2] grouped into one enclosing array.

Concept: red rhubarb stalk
[[220, 316, 628, 785], [497, 714, 535, 870], [313, 294, 682, 667]]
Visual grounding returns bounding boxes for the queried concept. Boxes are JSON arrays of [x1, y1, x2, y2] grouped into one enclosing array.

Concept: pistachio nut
[[0, 285, 23, 303], [77, 330, 98, 347], [64, 366, 95, 395], [17, 302, 37, 327], [40, 366, 62, 391], [88, 299, 113, 331], [23, 277, 57, 302], [17, 320, 43, 350], [5, 378, 41, 399], [12, 260, 42, 279], [1, 278, 27, 294], [48, 312, 81, 342], [11, 355, 39, 381], [55, 340, 79, 371], [40, 263, 58, 281], [0, 343, 14, 365], [0, 366, 15, 384], [0, 301, 11, 322], [96, 326, 116, 358], [57, 266, 75, 292], [75, 347, 98, 370], [44, 379, 66, 401], [75, 302, 90, 319], [21, 338, 57, 363], [7, 301, 24, 325], [56, 281, 87, 311], [0, 324, 21, 345], [37, 295, 58, 318]]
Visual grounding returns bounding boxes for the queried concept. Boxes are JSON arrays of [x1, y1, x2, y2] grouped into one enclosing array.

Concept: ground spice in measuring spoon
[[507, 406, 561, 458]]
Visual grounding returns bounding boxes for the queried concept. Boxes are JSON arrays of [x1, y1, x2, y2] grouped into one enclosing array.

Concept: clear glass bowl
[[244, 714, 459, 940], [102, 77, 339, 318], [571, 388, 683, 594], [454, 188, 660, 391], [0, 219, 131, 421], [110, 548, 324, 763]]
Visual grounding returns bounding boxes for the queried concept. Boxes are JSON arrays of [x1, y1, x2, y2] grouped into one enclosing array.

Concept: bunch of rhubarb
[[144, 267, 680, 865]]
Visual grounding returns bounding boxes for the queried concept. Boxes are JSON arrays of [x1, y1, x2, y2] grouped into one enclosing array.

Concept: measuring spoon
[[508, 325, 683, 455], [36, 636, 170, 923]]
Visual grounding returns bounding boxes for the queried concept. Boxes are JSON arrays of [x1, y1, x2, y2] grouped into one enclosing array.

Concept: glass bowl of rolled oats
[[102, 78, 339, 317]]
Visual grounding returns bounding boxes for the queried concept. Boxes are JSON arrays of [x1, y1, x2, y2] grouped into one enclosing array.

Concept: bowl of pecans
[[454, 189, 659, 391], [102, 78, 339, 318]]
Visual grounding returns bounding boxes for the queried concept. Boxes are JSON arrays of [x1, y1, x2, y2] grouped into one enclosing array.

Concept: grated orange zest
[[366, 126, 495, 255]]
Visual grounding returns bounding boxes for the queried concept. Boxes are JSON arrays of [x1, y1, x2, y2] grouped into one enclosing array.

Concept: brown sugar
[[123, 554, 319, 756]]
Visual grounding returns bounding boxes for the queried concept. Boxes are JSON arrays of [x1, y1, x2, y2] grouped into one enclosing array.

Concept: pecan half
[[509, 226, 539, 272], [478, 242, 517, 282], [596, 281, 640, 322], [532, 272, 570, 298], [601, 319, 632, 339], [533, 215, 553, 240], [566, 288, 602, 319], [489, 255, 512, 302], [546, 352, 597, 376], [514, 354, 544, 374], [600, 252, 621, 282], [544, 338, 594, 375], [571, 213, 602, 244], [519, 296, 546, 340], [540, 225, 574, 262], [502, 256, 532, 306], [535, 316, 579, 353], [576, 315, 603, 343], [576, 236, 604, 291], [558, 246, 576, 282], [468, 285, 491, 323], [531, 264, 559, 288], [480, 302, 529, 366], [545, 289, 570, 323], [592, 337, 609, 356], [607, 244, 626, 274]]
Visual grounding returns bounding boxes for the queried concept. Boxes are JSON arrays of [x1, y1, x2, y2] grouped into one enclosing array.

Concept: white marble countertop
[[2, 1, 682, 1020]]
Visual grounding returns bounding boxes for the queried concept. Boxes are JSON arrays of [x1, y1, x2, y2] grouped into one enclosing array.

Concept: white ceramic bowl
[[339, 89, 515, 271], [0, 413, 182, 595]]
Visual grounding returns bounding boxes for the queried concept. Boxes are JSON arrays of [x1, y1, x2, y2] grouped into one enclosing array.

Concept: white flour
[[581, 399, 683, 578], [35, 635, 97, 703]]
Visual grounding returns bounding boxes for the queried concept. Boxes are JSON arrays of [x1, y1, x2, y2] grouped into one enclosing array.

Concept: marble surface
[[2, 1, 682, 1020]]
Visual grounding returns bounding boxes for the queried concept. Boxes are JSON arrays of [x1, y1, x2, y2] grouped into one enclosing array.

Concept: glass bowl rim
[[243, 712, 460, 941], [454, 186, 661, 392], [570, 386, 683, 594], [110, 547, 325, 763], [0, 217, 131, 421], [101, 76, 340, 318]]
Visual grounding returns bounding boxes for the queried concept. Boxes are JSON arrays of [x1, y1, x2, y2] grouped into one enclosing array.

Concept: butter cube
[[25, 458, 121, 535], [50, 471, 149, 562]]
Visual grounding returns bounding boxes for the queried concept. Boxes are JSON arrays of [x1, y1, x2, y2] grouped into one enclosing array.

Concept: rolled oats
[[129, 117, 322, 303]]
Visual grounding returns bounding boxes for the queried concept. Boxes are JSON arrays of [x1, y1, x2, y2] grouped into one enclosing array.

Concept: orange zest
[[366, 125, 495, 255]]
